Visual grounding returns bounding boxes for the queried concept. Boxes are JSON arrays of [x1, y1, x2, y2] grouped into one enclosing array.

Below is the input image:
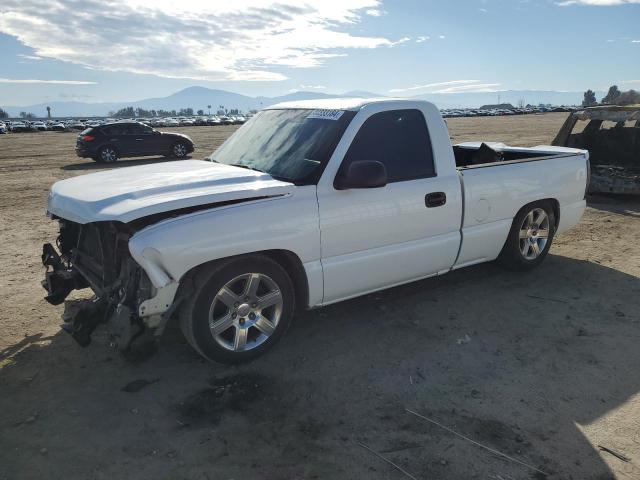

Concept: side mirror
[[335, 160, 388, 190]]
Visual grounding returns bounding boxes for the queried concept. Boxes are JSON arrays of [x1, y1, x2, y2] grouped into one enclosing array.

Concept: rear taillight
[[82, 135, 95, 142], [585, 156, 591, 199]]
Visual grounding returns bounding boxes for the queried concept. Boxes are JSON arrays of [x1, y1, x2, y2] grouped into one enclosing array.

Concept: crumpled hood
[[47, 160, 294, 224]]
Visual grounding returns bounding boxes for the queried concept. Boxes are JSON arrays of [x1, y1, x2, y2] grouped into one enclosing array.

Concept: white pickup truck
[[42, 99, 589, 363]]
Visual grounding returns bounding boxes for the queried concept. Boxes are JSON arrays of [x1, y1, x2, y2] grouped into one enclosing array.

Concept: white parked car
[[0, 121, 6, 134], [41, 99, 589, 363], [47, 121, 66, 131], [9, 121, 29, 132]]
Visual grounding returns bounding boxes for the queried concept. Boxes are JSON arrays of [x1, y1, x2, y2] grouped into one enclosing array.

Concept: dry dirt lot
[[1, 113, 639, 480]]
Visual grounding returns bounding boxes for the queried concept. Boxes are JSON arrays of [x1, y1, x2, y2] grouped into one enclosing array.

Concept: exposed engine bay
[[42, 218, 158, 350]]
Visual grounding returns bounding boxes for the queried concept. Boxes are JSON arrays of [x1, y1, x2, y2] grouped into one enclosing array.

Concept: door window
[[127, 123, 152, 135], [102, 125, 127, 135], [341, 109, 435, 182]]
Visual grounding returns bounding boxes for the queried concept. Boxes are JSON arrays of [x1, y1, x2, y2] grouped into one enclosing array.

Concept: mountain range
[[4, 86, 597, 118]]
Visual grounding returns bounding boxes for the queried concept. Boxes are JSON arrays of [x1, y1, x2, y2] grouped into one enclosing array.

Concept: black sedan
[[75, 122, 195, 163]]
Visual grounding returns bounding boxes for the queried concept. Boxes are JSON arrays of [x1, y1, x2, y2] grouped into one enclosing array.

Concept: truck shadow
[[61, 156, 193, 171], [1, 255, 638, 479], [588, 194, 640, 218]]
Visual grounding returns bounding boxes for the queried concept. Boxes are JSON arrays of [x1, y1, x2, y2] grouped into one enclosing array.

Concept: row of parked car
[[0, 119, 67, 133], [146, 115, 248, 127], [440, 105, 578, 118], [0, 115, 250, 134], [2, 106, 579, 134]]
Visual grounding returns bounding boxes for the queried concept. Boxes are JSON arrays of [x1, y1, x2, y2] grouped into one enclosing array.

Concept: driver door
[[317, 109, 462, 304], [127, 123, 156, 155]]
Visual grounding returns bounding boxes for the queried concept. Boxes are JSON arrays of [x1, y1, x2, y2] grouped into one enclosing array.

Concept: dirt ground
[[1, 112, 639, 480]]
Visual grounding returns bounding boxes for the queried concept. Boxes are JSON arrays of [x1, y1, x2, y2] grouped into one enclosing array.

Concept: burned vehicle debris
[[553, 105, 640, 194]]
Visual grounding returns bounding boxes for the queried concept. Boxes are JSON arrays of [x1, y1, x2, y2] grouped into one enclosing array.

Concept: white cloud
[[416, 36, 430, 43], [17, 54, 42, 61], [390, 36, 411, 46], [431, 83, 501, 94], [0, 0, 399, 82], [479, 8, 488, 12], [365, 8, 386, 16], [438, 35, 446, 39], [389, 80, 478, 93], [632, 39, 640, 43], [299, 84, 327, 90], [389, 80, 501, 95], [557, 0, 640, 5], [0, 78, 97, 85]]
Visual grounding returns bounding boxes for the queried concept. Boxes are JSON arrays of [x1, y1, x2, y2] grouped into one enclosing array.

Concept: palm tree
[[207, 105, 211, 115], [46, 106, 51, 118]]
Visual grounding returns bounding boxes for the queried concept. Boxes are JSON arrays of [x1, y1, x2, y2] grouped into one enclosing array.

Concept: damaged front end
[[42, 219, 167, 350]]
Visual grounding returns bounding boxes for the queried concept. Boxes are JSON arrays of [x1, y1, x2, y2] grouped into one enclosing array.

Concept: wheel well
[[541, 198, 560, 229], [178, 250, 310, 311], [516, 198, 560, 229], [99, 144, 118, 154], [260, 250, 310, 311]]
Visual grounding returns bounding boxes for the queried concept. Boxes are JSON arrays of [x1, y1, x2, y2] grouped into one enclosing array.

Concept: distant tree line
[[0, 109, 39, 119], [108, 106, 235, 118], [108, 106, 247, 118], [583, 85, 640, 107]]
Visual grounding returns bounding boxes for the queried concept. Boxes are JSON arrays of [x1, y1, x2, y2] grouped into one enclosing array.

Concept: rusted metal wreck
[[552, 105, 640, 194]]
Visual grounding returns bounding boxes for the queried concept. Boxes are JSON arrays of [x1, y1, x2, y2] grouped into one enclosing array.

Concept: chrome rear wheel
[[497, 202, 556, 271], [518, 207, 550, 260]]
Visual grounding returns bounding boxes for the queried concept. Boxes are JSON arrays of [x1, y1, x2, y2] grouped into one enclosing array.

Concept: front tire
[[179, 255, 295, 364], [496, 202, 556, 271], [172, 142, 188, 158]]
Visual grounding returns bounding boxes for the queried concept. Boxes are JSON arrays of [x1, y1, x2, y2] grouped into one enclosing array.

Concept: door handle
[[425, 192, 447, 208]]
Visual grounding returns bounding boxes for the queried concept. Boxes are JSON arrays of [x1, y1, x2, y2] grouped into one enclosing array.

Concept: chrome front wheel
[[179, 255, 295, 364], [209, 273, 283, 352]]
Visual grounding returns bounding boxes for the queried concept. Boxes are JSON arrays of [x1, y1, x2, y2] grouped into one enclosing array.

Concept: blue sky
[[0, 0, 638, 106]]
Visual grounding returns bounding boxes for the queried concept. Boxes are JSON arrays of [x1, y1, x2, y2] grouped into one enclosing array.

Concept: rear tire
[[496, 201, 556, 271], [96, 146, 118, 163], [179, 255, 295, 364]]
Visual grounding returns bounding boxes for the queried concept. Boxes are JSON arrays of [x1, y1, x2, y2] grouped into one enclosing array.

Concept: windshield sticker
[[307, 109, 344, 121]]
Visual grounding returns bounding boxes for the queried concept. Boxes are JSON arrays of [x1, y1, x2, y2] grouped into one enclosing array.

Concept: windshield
[[210, 109, 355, 184]]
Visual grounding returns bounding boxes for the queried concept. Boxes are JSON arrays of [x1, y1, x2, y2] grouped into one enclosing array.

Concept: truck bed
[[454, 142, 584, 169], [452, 143, 588, 269]]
